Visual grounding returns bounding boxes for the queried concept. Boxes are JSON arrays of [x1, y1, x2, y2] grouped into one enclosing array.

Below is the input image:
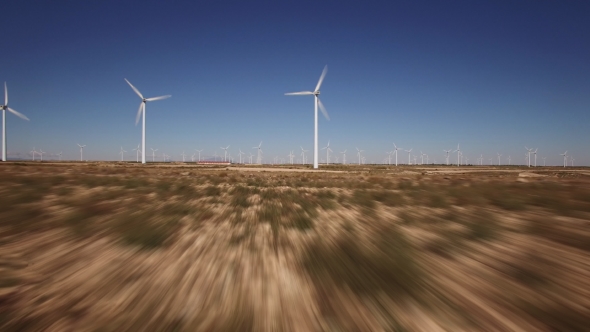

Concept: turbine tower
[[1, 82, 30, 161], [285, 65, 330, 169], [180, 151, 186, 162], [340, 150, 347, 164], [533, 148, 538, 167], [300, 146, 308, 165], [356, 148, 364, 165], [321, 141, 332, 165], [393, 143, 402, 166], [405, 148, 413, 165], [453, 144, 460, 167], [443, 149, 452, 165], [195, 149, 203, 162], [125, 79, 170, 164], [497, 153, 501, 166], [77, 144, 86, 162], [150, 148, 158, 162], [253, 142, 262, 164], [119, 146, 127, 161], [525, 146, 534, 167], [560, 151, 567, 168], [220, 145, 230, 162], [132, 144, 140, 162]]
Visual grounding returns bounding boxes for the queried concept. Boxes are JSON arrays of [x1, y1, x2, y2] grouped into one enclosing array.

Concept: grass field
[[1, 162, 589, 331]]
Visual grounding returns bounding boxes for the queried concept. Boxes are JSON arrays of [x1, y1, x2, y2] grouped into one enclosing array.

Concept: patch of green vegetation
[[114, 210, 179, 250], [371, 190, 405, 207], [352, 190, 376, 209]]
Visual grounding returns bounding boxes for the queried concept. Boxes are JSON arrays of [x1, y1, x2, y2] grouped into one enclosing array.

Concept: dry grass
[[0, 162, 589, 331]]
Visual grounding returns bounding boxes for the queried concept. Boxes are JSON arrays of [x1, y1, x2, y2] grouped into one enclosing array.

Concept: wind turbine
[[420, 151, 426, 165], [542, 157, 546, 167], [57, 152, 62, 161], [356, 147, 364, 165], [453, 144, 461, 167], [497, 153, 502, 166], [195, 149, 203, 162], [132, 144, 141, 162], [180, 151, 186, 162], [393, 143, 402, 166], [285, 65, 330, 169], [525, 147, 534, 167], [288, 150, 294, 164], [30, 148, 37, 161], [300, 146, 308, 165], [249, 153, 254, 164], [119, 147, 127, 162], [239, 149, 246, 164], [443, 149, 452, 166], [405, 148, 413, 165], [125, 79, 170, 164], [321, 141, 331, 164], [1, 82, 30, 162], [220, 145, 230, 162], [533, 148, 538, 167], [252, 142, 262, 164], [77, 144, 86, 162], [340, 150, 347, 164], [150, 148, 158, 162], [38, 149, 45, 161], [507, 155, 511, 165], [560, 151, 567, 167]]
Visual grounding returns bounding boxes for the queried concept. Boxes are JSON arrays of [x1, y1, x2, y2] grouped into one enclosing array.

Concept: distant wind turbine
[[443, 149, 452, 165], [1, 82, 30, 161], [253, 142, 262, 164], [285, 65, 329, 169], [340, 150, 347, 164], [405, 148, 413, 165], [77, 144, 86, 162], [220, 145, 230, 162], [454, 144, 461, 167], [525, 146, 534, 167], [497, 153, 502, 166], [132, 144, 141, 162], [356, 147, 364, 165], [560, 151, 567, 168], [321, 141, 332, 165], [125, 79, 170, 164], [150, 148, 158, 162], [119, 146, 127, 162], [393, 143, 402, 166], [38, 149, 45, 161], [180, 151, 186, 162]]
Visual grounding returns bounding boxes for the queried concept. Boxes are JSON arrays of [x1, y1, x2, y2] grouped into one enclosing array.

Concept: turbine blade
[[135, 102, 144, 125], [315, 65, 328, 92], [125, 79, 143, 99], [285, 91, 314, 95], [4, 82, 7, 106], [318, 98, 329, 120], [146, 95, 171, 102], [7, 107, 29, 121]]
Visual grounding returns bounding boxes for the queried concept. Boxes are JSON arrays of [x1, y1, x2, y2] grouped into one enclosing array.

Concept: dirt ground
[[1, 162, 589, 331]]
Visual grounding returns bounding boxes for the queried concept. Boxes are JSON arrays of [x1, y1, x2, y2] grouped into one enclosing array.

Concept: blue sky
[[2, 1, 588, 165]]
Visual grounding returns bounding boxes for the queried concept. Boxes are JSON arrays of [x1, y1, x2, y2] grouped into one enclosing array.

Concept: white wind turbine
[[393, 143, 402, 166], [30, 148, 37, 161], [443, 149, 452, 166], [195, 149, 203, 162], [386, 151, 392, 165], [253, 142, 262, 164], [497, 153, 502, 166], [119, 146, 127, 161], [340, 150, 347, 165], [220, 145, 230, 162], [453, 144, 461, 167], [300, 146, 308, 165], [560, 151, 567, 168], [321, 141, 332, 164], [288, 150, 294, 164], [180, 151, 186, 162], [249, 153, 254, 164], [239, 149, 246, 164], [77, 144, 86, 162], [38, 149, 45, 161], [533, 148, 538, 167], [420, 151, 426, 165], [507, 155, 511, 165], [542, 157, 546, 167], [356, 147, 364, 165], [1, 82, 30, 162], [132, 144, 141, 162], [150, 148, 158, 162], [405, 148, 413, 165], [525, 146, 534, 167], [125, 79, 171, 165], [285, 65, 330, 169]]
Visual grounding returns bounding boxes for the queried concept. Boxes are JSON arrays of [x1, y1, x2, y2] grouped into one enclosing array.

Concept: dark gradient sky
[[2, 1, 588, 165]]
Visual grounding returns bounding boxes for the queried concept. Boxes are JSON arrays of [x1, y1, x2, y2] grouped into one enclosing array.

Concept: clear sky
[[2, 1, 589, 165]]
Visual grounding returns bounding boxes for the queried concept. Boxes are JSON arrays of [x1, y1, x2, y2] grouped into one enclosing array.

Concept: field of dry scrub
[[1, 162, 589, 331]]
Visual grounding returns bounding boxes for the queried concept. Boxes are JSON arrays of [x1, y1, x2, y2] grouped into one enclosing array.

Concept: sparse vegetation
[[0, 162, 589, 331]]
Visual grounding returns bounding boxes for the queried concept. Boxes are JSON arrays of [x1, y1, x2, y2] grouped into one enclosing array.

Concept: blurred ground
[[1, 162, 589, 331]]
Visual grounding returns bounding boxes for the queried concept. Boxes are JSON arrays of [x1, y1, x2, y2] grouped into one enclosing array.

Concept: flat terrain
[[1, 162, 589, 331]]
